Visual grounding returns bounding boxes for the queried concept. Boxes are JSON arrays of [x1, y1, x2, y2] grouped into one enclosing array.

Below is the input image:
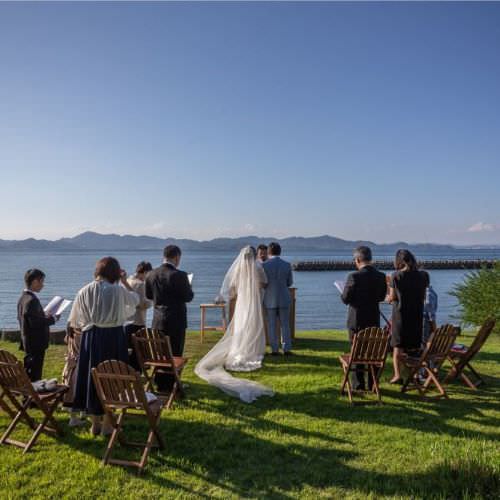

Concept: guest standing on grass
[[69, 257, 139, 435], [388, 249, 429, 384], [263, 242, 294, 355], [423, 276, 438, 345], [125, 261, 153, 369], [17, 269, 60, 382], [341, 246, 387, 390], [145, 245, 194, 390]]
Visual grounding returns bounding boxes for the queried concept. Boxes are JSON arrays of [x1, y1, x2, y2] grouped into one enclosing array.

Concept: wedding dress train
[[194, 246, 274, 403]]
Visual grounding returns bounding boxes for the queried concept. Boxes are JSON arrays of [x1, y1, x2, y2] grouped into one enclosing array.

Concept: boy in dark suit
[[17, 269, 59, 381], [341, 247, 387, 390]]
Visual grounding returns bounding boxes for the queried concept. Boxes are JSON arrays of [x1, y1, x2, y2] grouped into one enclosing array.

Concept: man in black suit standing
[[17, 269, 59, 381], [341, 246, 387, 390], [145, 245, 194, 390]]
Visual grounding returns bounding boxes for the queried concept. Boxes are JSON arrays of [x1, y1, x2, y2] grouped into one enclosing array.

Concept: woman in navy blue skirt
[[69, 257, 139, 435]]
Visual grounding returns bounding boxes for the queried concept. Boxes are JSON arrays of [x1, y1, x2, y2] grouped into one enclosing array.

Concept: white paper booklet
[[44, 296, 72, 316], [334, 281, 345, 294], [188, 273, 194, 285]]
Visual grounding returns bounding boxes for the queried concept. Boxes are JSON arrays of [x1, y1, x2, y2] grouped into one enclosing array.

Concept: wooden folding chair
[[339, 327, 390, 404], [444, 318, 496, 389], [0, 349, 68, 453], [0, 351, 16, 420], [401, 324, 459, 399], [132, 329, 188, 409], [91, 360, 167, 473]]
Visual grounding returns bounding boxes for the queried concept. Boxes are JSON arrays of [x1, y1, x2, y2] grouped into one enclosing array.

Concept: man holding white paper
[[340, 247, 387, 391], [17, 269, 61, 381], [145, 245, 194, 390]]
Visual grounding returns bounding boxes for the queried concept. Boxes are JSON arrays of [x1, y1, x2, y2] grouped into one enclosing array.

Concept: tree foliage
[[451, 262, 500, 332]]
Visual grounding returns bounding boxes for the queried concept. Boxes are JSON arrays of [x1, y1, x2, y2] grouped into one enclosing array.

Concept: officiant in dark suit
[[145, 245, 194, 390], [17, 269, 59, 381], [341, 246, 387, 390]]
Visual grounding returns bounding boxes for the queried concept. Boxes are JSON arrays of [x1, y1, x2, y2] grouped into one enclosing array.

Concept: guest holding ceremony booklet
[[340, 246, 387, 391], [17, 268, 62, 382]]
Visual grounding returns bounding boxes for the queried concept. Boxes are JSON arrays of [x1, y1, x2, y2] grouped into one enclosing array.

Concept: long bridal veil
[[194, 246, 274, 403]]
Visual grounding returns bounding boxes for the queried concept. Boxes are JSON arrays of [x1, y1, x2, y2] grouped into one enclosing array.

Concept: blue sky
[[0, 2, 499, 245]]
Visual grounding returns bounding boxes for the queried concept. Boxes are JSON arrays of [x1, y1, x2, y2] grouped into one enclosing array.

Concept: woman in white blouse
[[69, 257, 139, 435]]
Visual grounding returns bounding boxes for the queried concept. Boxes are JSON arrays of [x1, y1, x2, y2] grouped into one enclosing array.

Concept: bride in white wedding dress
[[194, 246, 274, 403]]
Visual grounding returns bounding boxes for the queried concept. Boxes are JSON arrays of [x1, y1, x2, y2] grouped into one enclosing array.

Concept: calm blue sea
[[0, 249, 498, 331]]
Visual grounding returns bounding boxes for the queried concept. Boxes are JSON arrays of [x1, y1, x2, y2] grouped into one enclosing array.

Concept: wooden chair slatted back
[[133, 333, 175, 366], [0, 350, 34, 397], [465, 319, 496, 358], [423, 324, 459, 362], [351, 327, 390, 363], [92, 360, 147, 408], [132, 329, 167, 365]]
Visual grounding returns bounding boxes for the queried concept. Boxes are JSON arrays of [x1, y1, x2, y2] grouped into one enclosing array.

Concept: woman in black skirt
[[388, 249, 429, 384], [69, 257, 139, 435]]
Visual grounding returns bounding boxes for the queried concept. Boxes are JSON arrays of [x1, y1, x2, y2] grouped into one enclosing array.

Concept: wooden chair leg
[[0, 390, 16, 419], [370, 366, 382, 404], [401, 368, 417, 393], [459, 371, 478, 389], [345, 371, 354, 404], [340, 367, 349, 396], [103, 412, 124, 466], [466, 363, 484, 387], [444, 357, 460, 384]]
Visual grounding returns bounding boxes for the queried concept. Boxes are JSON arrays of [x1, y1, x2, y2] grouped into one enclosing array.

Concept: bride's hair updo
[[243, 246, 257, 260]]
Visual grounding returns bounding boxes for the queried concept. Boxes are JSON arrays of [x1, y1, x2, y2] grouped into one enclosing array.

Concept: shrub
[[451, 262, 500, 333]]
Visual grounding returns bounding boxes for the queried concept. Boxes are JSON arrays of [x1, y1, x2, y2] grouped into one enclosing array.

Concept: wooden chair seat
[[144, 357, 187, 370], [401, 324, 459, 399], [338, 327, 390, 404], [444, 319, 496, 389], [92, 360, 167, 473], [132, 329, 188, 409], [0, 350, 68, 454]]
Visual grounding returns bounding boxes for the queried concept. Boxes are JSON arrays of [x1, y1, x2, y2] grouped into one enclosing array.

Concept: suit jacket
[[17, 291, 55, 353], [263, 257, 293, 309], [341, 265, 387, 333], [145, 264, 194, 333]]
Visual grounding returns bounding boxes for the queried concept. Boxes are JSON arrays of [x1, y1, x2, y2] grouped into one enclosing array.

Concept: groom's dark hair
[[268, 242, 281, 256], [164, 245, 181, 260]]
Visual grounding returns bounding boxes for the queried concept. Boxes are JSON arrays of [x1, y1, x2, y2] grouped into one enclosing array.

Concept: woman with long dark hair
[[388, 249, 429, 383], [69, 257, 139, 435]]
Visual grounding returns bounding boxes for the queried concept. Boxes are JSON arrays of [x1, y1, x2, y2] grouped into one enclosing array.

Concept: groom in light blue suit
[[263, 242, 294, 355]]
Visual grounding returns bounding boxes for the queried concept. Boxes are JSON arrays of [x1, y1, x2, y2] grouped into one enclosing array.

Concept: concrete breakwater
[[292, 259, 498, 271]]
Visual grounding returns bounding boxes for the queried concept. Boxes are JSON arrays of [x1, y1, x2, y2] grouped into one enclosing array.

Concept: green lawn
[[0, 330, 499, 499]]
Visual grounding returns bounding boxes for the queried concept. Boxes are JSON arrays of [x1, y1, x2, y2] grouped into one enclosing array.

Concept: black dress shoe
[[284, 351, 293, 356], [270, 351, 280, 356]]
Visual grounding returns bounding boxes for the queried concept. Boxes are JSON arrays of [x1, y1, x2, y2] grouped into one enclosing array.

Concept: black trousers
[[349, 330, 373, 390], [154, 328, 186, 391], [124, 323, 144, 371], [24, 350, 46, 382]]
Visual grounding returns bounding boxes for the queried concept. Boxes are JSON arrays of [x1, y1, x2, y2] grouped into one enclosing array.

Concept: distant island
[[0, 231, 497, 252]]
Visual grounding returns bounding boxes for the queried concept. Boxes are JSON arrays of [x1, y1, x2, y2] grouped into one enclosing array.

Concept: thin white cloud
[[467, 222, 499, 233]]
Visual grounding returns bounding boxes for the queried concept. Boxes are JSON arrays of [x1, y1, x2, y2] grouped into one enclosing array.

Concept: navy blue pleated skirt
[[73, 325, 128, 415]]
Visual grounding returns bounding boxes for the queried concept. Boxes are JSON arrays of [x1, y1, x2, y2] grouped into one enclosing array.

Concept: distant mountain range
[[0, 231, 494, 252]]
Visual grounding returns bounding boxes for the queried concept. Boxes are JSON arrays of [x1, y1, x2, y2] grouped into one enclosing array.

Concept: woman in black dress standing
[[388, 249, 429, 383]]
